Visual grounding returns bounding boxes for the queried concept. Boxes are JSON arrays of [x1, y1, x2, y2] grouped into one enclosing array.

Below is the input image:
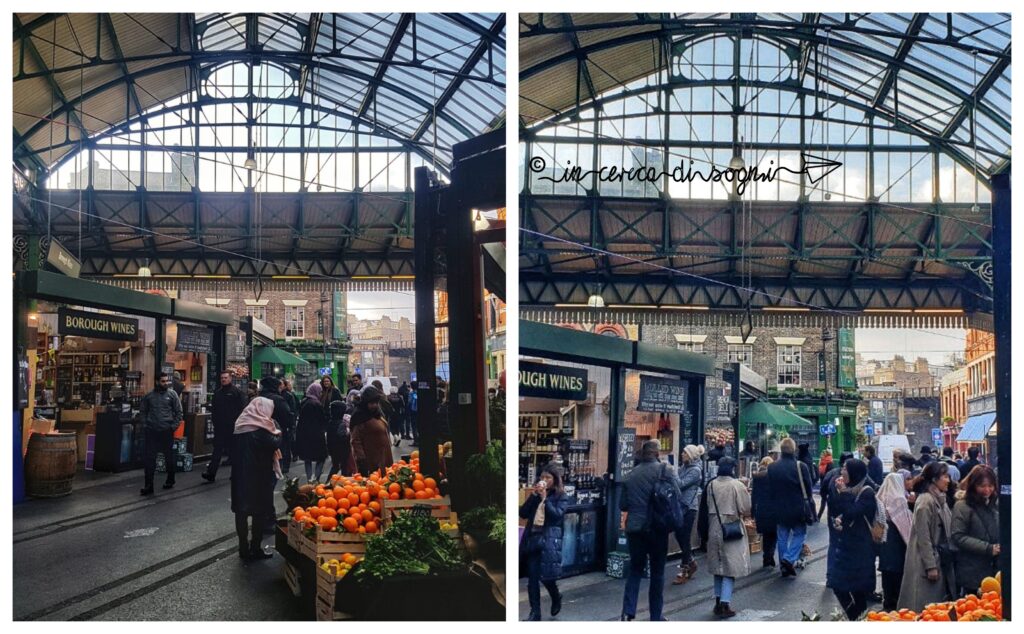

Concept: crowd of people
[[136, 370, 427, 561], [520, 436, 1001, 622]]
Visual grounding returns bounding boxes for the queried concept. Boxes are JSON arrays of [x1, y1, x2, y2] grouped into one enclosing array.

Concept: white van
[[877, 434, 912, 472]]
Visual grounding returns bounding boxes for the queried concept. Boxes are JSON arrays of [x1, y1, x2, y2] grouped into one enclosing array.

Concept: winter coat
[[677, 462, 703, 511], [819, 466, 841, 519], [951, 498, 999, 594], [139, 388, 183, 433], [211, 384, 246, 435], [620, 459, 679, 533], [519, 491, 569, 581], [867, 456, 885, 489], [351, 413, 392, 475], [829, 485, 879, 594], [322, 386, 344, 407], [387, 393, 406, 434], [295, 397, 329, 462], [898, 491, 955, 611], [282, 390, 299, 418], [797, 444, 819, 485], [960, 458, 982, 477], [766, 454, 815, 528], [229, 428, 281, 517], [704, 476, 752, 578], [259, 388, 295, 434], [750, 471, 774, 531], [879, 518, 908, 574]]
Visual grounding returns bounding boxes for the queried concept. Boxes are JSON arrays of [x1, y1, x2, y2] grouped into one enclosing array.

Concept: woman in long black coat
[[519, 463, 569, 621], [230, 396, 282, 560], [325, 400, 353, 478], [877, 472, 912, 611], [295, 382, 329, 482], [828, 459, 878, 621]]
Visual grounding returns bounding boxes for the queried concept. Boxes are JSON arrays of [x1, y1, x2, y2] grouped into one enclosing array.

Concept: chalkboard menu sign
[[615, 428, 638, 480], [175, 324, 214, 354], [637, 374, 688, 414]]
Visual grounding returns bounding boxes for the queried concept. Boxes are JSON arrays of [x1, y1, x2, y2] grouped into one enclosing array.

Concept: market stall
[[519, 320, 715, 577]]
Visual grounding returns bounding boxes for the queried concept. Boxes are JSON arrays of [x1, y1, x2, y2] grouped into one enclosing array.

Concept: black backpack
[[648, 463, 686, 533]]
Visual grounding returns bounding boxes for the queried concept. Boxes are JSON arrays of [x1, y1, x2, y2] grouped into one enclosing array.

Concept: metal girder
[[871, 13, 928, 109], [563, 14, 597, 111], [519, 272, 988, 312], [101, 14, 145, 120], [356, 14, 412, 119], [67, 251, 414, 279], [941, 42, 1013, 140], [411, 14, 506, 142]]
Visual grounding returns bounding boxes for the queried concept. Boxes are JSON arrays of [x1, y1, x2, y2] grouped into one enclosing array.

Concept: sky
[[854, 328, 966, 367], [346, 291, 415, 322]]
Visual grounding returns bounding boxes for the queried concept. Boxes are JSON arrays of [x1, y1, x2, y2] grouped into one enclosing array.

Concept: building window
[[727, 344, 753, 366], [777, 345, 802, 387], [677, 342, 704, 354], [246, 305, 266, 322], [363, 351, 374, 363], [284, 307, 305, 339]]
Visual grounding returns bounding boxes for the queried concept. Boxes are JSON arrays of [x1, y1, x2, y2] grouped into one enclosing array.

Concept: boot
[[719, 602, 737, 618], [763, 555, 776, 568], [551, 591, 562, 617], [713, 598, 723, 616], [526, 609, 541, 621], [620, 613, 634, 621], [201, 472, 215, 483], [248, 542, 273, 560], [140, 486, 154, 496]]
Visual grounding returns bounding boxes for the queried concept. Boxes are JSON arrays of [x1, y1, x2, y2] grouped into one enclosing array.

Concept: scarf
[[233, 396, 283, 478], [306, 381, 324, 401], [533, 493, 547, 528]]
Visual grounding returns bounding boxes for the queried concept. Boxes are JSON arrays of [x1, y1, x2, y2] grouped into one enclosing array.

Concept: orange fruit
[[322, 507, 338, 518], [317, 498, 327, 508], [358, 526, 366, 533], [369, 501, 381, 513], [309, 507, 321, 519], [324, 497, 338, 509], [424, 477, 437, 489], [415, 490, 428, 499], [361, 509, 374, 523], [338, 497, 352, 510], [293, 510, 305, 521], [981, 577, 1001, 594], [348, 493, 360, 506], [360, 491, 371, 504], [364, 520, 379, 533], [390, 492, 400, 500], [349, 506, 362, 518], [423, 488, 435, 498], [333, 486, 345, 498], [414, 472, 424, 481], [412, 480, 426, 492], [342, 516, 359, 532], [404, 488, 416, 499], [315, 485, 326, 495], [318, 516, 338, 530], [388, 483, 401, 494]]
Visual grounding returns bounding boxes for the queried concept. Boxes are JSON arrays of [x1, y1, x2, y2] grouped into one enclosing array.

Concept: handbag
[[796, 460, 817, 525], [709, 480, 745, 541], [854, 487, 886, 543]]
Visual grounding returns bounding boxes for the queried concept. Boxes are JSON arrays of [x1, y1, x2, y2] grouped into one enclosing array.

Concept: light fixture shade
[[728, 154, 745, 170], [586, 293, 605, 308], [137, 266, 152, 277], [243, 157, 258, 170]]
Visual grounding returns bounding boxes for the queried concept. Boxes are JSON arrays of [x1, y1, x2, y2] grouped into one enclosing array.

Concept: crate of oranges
[[290, 475, 387, 559]]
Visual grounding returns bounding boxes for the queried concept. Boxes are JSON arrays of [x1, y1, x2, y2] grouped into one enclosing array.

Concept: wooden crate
[[314, 558, 360, 621], [290, 519, 369, 559], [282, 561, 301, 598], [380, 495, 453, 525]]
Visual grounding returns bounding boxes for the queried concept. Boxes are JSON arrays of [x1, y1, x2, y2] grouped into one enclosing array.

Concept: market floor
[[12, 438, 417, 621], [518, 519, 876, 621]]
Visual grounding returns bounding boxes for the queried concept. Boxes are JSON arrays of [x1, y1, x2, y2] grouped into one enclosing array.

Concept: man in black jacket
[[619, 440, 680, 621], [960, 446, 982, 476], [202, 371, 247, 483], [766, 437, 815, 577], [863, 445, 884, 488], [280, 379, 300, 471], [140, 372, 184, 495], [259, 376, 294, 471]]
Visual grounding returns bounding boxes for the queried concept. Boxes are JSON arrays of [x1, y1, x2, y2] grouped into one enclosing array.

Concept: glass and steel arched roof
[[14, 13, 506, 176], [520, 13, 1009, 177]]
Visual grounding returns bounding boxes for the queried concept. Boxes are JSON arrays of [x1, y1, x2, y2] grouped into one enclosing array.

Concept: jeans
[[714, 575, 735, 602], [143, 428, 175, 489], [622, 530, 669, 620], [304, 460, 325, 482], [408, 410, 418, 443], [777, 523, 807, 564], [834, 590, 868, 621], [525, 547, 560, 614], [674, 508, 698, 566]]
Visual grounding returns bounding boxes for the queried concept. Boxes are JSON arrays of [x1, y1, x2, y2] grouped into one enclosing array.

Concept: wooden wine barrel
[[24, 432, 78, 498]]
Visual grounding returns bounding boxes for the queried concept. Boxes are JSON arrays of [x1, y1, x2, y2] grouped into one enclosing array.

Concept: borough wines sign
[[519, 361, 588, 401]]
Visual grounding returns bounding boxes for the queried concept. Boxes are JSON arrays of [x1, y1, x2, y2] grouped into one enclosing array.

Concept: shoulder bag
[[854, 487, 886, 543], [796, 461, 817, 525], [709, 479, 745, 541]]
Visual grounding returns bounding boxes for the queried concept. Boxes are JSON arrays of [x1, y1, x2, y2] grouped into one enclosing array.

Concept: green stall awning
[[253, 346, 307, 367], [742, 400, 814, 430]]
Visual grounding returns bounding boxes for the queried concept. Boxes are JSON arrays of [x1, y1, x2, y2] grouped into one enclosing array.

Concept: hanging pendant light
[[243, 153, 257, 171], [728, 153, 745, 171], [137, 259, 152, 277], [586, 292, 605, 308]]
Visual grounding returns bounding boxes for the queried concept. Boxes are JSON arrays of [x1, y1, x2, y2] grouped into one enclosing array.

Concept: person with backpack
[[672, 444, 705, 585], [619, 440, 681, 621], [701, 456, 752, 619]]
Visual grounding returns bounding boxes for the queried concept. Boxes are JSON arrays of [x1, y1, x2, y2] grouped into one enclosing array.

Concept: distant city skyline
[[347, 291, 415, 322], [854, 328, 966, 367]]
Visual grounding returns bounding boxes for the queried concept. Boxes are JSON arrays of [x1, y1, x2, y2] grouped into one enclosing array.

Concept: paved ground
[[518, 508, 879, 621], [13, 438, 416, 621]]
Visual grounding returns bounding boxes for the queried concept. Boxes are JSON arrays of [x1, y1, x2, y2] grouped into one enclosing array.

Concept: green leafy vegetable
[[356, 513, 466, 581]]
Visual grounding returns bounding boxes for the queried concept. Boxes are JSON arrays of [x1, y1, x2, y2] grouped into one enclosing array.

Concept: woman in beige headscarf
[[231, 396, 282, 560], [878, 472, 912, 610]]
